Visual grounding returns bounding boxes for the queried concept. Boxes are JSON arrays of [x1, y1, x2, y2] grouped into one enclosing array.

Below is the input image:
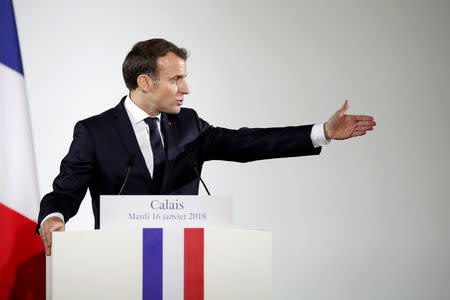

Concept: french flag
[[0, 1, 45, 299], [143, 228, 204, 300]]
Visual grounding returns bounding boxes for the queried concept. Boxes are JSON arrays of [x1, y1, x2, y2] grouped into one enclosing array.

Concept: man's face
[[149, 52, 189, 115]]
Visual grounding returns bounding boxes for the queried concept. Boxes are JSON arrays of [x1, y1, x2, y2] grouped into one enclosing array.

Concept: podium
[[46, 196, 272, 300]]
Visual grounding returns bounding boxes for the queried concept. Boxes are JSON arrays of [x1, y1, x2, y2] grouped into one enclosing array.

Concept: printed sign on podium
[[100, 195, 232, 228]]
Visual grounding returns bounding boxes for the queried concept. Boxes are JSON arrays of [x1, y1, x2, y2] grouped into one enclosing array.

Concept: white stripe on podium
[[163, 227, 184, 299]]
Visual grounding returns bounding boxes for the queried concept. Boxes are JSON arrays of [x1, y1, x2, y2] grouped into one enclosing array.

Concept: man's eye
[[172, 77, 179, 82]]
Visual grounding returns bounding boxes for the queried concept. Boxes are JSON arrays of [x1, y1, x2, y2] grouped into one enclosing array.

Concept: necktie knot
[[144, 117, 158, 128]]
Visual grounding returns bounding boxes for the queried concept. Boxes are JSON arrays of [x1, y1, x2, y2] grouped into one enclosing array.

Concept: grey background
[[14, 0, 450, 299]]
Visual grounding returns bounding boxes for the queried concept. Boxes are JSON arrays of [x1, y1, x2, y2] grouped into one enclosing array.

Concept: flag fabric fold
[[0, 1, 45, 299]]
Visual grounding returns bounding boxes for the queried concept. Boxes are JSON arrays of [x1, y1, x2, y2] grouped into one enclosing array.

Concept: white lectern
[[46, 196, 272, 300]]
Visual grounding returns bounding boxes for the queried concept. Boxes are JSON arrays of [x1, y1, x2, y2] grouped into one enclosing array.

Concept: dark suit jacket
[[36, 96, 321, 231]]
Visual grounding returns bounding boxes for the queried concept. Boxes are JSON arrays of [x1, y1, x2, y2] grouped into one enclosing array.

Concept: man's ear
[[136, 74, 155, 93]]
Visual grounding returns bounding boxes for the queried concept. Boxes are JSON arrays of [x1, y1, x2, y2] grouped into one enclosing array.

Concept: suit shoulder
[[77, 105, 117, 127], [176, 107, 211, 133]]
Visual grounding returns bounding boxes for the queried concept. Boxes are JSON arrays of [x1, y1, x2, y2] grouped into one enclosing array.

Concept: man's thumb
[[339, 99, 349, 117]]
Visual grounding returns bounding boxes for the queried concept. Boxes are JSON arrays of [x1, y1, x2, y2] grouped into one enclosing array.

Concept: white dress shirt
[[124, 95, 164, 177], [41, 96, 330, 225]]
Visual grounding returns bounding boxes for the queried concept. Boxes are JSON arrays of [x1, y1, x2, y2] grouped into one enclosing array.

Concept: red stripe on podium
[[184, 228, 204, 300]]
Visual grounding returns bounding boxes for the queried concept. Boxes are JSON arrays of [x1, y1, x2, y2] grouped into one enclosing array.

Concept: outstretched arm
[[324, 100, 376, 140]]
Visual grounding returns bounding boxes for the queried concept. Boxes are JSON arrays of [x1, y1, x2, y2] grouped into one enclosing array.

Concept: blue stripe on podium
[[143, 228, 163, 300]]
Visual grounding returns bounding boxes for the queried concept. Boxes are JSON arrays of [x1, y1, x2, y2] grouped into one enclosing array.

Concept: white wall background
[[14, 0, 450, 299]]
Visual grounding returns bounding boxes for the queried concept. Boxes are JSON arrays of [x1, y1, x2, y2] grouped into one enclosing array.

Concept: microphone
[[118, 154, 136, 195], [187, 154, 211, 196]]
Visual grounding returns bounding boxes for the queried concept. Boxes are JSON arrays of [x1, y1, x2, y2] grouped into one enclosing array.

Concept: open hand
[[324, 100, 375, 140]]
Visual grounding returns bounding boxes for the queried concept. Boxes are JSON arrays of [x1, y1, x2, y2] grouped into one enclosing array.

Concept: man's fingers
[[42, 231, 54, 256], [41, 234, 48, 249], [357, 120, 376, 127], [45, 231, 52, 249], [40, 218, 65, 256], [351, 130, 367, 137], [43, 224, 65, 256], [41, 233, 51, 256], [356, 115, 374, 121], [356, 126, 373, 131]]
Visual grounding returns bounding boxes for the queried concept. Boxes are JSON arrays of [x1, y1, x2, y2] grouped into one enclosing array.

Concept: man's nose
[[179, 80, 190, 94]]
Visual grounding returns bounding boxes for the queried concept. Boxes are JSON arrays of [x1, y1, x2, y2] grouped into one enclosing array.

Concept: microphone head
[[127, 154, 136, 167]]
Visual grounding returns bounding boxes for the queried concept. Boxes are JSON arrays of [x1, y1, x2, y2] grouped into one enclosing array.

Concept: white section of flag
[[0, 63, 40, 221], [163, 227, 184, 299]]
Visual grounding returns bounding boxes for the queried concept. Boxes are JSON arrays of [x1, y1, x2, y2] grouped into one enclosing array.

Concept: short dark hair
[[122, 38, 188, 90]]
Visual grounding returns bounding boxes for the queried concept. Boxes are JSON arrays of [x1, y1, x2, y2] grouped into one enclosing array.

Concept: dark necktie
[[144, 117, 166, 187]]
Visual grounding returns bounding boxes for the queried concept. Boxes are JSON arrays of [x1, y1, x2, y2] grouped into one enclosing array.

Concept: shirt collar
[[124, 95, 161, 125]]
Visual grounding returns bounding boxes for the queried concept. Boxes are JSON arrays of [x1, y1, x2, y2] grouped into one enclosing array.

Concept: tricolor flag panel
[[50, 228, 272, 300], [143, 228, 205, 300], [0, 1, 45, 299]]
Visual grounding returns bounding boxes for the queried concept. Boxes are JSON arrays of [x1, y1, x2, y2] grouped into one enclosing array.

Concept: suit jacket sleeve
[[36, 121, 96, 231], [189, 110, 321, 164]]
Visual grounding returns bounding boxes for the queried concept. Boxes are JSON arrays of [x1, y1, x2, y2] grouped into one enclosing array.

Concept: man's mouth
[[176, 99, 183, 105]]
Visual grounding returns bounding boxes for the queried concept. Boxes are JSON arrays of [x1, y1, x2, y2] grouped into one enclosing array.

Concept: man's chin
[[163, 107, 181, 115]]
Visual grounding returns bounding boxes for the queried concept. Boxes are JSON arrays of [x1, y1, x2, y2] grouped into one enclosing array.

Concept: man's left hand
[[324, 100, 376, 140]]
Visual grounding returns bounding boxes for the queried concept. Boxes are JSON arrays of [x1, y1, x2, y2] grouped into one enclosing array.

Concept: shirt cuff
[[310, 123, 331, 148], [41, 212, 65, 226]]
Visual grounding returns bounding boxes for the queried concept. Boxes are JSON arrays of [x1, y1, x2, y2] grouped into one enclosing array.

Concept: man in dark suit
[[37, 39, 375, 255]]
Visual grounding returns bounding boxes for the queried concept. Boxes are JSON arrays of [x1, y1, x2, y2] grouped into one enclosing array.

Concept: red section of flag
[[184, 228, 204, 300], [0, 203, 45, 300]]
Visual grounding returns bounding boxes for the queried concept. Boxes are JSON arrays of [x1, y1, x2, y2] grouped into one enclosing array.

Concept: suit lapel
[[160, 113, 179, 161], [159, 113, 181, 193], [110, 97, 157, 193]]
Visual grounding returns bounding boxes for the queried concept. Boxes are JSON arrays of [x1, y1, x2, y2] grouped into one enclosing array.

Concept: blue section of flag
[[143, 228, 163, 300], [0, 0, 24, 75]]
